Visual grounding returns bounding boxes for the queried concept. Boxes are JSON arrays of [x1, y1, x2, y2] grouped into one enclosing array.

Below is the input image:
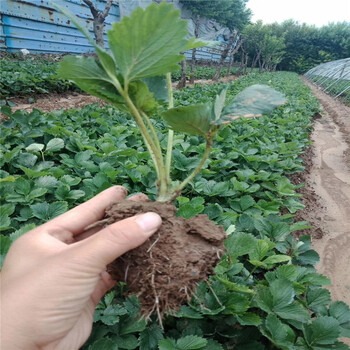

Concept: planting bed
[[1, 71, 350, 349]]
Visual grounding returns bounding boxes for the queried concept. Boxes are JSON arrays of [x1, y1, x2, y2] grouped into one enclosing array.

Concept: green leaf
[[119, 317, 147, 335], [26, 143, 45, 152], [158, 339, 177, 350], [307, 288, 331, 311], [262, 254, 291, 268], [107, 2, 188, 83], [113, 334, 138, 349], [304, 316, 340, 346], [129, 80, 158, 114], [329, 302, 350, 338], [270, 279, 295, 309], [0, 235, 12, 268], [213, 88, 227, 121], [265, 314, 288, 344], [239, 195, 255, 211], [275, 302, 310, 323], [236, 312, 262, 326], [218, 84, 286, 124], [216, 276, 254, 294], [139, 323, 164, 350], [330, 302, 350, 325], [46, 138, 64, 152], [35, 176, 58, 189], [58, 56, 123, 106], [15, 178, 31, 195], [225, 293, 250, 314], [16, 152, 38, 168], [29, 188, 47, 199], [30, 201, 68, 221], [224, 232, 257, 257], [142, 76, 168, 103], [88, 338, 118, 350], [101, 305, 127, 326], [176, 335, 207, 349], [162, 103, 212, 137]]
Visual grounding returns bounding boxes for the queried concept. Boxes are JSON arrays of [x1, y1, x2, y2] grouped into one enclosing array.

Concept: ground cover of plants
[[0, 55, 236, 100], [1, 71, 350, 349]]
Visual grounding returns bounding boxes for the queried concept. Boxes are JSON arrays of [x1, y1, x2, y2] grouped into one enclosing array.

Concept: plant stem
[[173, 138, 212, 198], [165, 73, 174, 185], [123, 94, 167, 196], [141, 112, 163, 158]]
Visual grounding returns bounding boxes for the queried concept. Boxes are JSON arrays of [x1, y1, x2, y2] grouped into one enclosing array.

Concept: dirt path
[[303, 79, 350, 309]]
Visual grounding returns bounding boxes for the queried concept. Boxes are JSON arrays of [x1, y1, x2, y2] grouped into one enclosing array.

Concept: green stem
[[141, 112, 163, 158], [165, 73, 175, 185], [245, 266, 258, 281], [174, 138, 212, 197], [123, 94, 167, 196]]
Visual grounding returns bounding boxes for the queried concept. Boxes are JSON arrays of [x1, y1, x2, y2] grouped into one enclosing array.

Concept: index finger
[[44, 186, 127, 235]]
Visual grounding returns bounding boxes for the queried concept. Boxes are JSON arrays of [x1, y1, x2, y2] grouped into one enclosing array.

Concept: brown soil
[[105, 200, 226, 317], [6, 76, 238, 114], [288, 112, 326, 239], [8, 92, 105, 113], [301, 79, 350, 322]]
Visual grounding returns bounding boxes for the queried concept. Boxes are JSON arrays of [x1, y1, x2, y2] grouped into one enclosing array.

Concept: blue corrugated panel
[[0, 0, 120, 53]]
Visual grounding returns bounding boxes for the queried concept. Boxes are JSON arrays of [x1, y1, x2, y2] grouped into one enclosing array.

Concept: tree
[[211, 0, 252, 81], [226, 36, 244, 77], [82, 0, 113, 47], [180, 0, 251, 82], [261, 33, 285, 72]]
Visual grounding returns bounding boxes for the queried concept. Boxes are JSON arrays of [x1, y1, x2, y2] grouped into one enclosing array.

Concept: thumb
[[76, 212, 162, 268]]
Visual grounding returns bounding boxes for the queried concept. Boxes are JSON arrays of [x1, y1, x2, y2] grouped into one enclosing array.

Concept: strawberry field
[[1, 2, 350, 350], [2, 70, 350, 349]]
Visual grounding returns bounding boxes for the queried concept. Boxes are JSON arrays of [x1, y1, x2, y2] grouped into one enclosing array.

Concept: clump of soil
[[105, 200, 226, 316]]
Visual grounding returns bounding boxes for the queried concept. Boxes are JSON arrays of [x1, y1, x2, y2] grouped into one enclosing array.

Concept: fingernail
[[135, 212, 162, 236]]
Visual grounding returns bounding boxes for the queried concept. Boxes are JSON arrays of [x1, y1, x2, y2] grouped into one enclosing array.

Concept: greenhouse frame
[[305, 57, 350, 103]]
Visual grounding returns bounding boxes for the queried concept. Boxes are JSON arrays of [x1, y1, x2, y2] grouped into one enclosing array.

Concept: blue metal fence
[[0, 0, 120, 53], [0, 0, 229, 62]]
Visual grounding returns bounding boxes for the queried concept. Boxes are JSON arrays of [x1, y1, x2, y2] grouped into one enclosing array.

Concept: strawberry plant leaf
[[46, 138, 64, 153], [26, 143, 45, 152], [107, 3, 188, 83], [275, 302, 310, 323], [236, 312, 262, 326], [270, 279, 295, 309], [30, 201, 68, 221], [162, 103, 213, 137], [217, 85, 286, 124], [139, 323, 163, 350], [212, 89, 227, 121], [142, 76, 168, 104], [329, 302, 350, 338], [0, 235, 11, 268], [58, 56, 124, 106], [88, 338, 118, 350], [176, 335, 207, 349], [307, 288, 331, 312], [304, 316, 340, 346]]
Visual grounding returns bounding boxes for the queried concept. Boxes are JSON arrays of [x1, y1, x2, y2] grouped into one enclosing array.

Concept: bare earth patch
[[9, 92, 105, 113], [302, 79, 350, 315]]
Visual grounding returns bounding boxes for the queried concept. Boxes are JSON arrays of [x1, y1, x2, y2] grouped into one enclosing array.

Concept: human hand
[[1, 186, 162, 350]]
